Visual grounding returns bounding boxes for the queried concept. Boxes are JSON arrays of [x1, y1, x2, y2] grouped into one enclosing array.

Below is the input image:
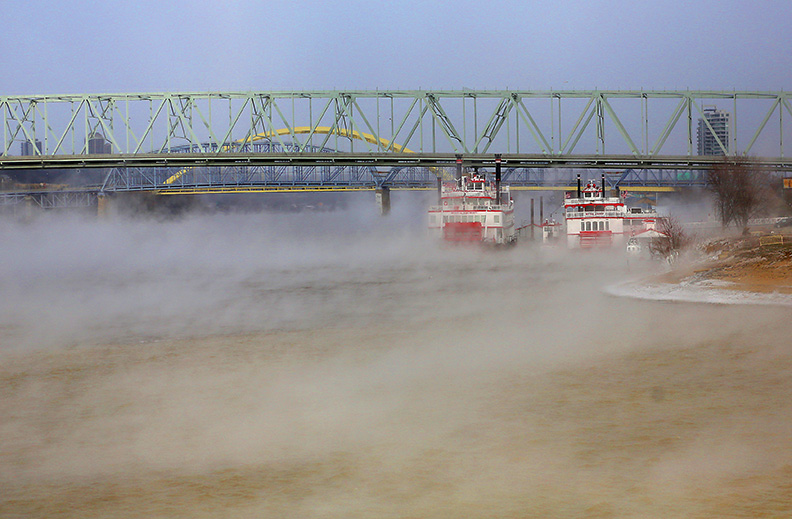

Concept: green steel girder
[[2, 90, 791, 172], [6, 151, 790, 172]]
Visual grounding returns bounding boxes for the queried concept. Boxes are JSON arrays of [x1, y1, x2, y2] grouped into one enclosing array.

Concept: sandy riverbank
[[607, 232, 792, 306]]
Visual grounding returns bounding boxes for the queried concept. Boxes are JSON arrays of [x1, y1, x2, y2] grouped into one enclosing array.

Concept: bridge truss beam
[[2, 90, 791, 173]]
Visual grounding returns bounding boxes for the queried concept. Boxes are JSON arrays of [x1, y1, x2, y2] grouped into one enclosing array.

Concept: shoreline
[[605, 276, 792, 307], [607, 234, 792, 306]]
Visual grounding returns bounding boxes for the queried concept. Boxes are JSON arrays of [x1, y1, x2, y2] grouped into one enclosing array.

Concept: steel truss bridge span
[[2, 90, 791, 173], [100, 146, 710, 194]]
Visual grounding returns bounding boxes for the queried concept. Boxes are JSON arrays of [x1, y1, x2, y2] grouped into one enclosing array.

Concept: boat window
[[606, 205, 614, 211], [596, 205, 605, 212], [605, 220, 609, 230], [494, 215, 500, 224]]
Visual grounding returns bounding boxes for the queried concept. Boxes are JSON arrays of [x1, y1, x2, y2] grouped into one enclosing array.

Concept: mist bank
[[3, 199, 792, 517]]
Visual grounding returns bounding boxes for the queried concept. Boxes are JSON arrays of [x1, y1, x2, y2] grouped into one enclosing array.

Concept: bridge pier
[[97, 193, 108, 218], [23, 195, 36, 221], [375, 186, 391, 216]]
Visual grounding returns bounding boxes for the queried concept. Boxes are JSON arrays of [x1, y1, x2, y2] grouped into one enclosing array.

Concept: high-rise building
[[697, 106, 731, 156], [20, 139, 42, 156], [88, 133, 112, 154]]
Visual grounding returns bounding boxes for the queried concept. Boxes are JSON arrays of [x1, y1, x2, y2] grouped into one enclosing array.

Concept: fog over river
[[2, 194, 792, 518]]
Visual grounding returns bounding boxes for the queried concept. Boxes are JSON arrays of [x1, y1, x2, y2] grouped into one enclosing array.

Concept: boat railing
[[565, 196, 623, 205], [429, 203, 513, 212], [626, 209, 659, 217], [565, 210, 626, 218]]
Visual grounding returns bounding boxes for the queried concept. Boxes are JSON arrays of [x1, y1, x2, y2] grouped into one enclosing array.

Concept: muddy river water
[[2, 206, 792, 518]]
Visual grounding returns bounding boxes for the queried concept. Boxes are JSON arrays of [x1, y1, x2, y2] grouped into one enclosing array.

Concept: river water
[[2, 197, 792, 518]]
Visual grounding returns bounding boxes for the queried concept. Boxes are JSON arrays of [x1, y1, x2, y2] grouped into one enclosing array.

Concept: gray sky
[[1, 0, 789, 95]]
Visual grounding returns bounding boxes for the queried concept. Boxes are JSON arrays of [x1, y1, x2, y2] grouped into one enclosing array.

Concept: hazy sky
[[1, 0, 790, 95]]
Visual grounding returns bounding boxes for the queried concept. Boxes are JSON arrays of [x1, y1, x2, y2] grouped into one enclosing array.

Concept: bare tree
[[649, 216, 690, 259], [706, 158, 772, 231]]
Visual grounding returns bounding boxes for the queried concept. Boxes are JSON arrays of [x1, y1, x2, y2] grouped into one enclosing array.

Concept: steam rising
[[2, 193, 792, 517]]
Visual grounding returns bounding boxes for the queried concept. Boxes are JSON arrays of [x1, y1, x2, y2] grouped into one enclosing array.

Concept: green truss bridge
[[2, 90, 791, 195]]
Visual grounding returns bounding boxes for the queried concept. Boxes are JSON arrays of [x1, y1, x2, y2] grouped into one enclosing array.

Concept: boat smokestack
[[437, 176, 442, 203], [455, 154, 463, 180], [577, 174, 581, 198], [601, 173, 606, 197], [530, 198, 535, 241], [495, 154, 502, 206]]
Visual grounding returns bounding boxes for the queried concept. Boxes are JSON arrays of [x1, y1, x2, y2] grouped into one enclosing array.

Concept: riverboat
[[564, 175, 659, 249], [428, 172, 516, 245], [541, 218, 564, 244]]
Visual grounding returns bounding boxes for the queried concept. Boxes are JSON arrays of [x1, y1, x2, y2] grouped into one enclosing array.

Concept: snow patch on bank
[[605, 276, 792, 307]]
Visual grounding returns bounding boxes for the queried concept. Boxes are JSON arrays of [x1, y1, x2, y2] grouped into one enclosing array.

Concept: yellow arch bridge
[[149, 128, 684, 195]]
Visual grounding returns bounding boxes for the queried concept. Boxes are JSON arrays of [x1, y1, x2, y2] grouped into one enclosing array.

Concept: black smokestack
[[455, 154, 462, 180], [601, 173, 606, 197], [495, 154, 502, 206], [437, 176, 442, 203], [577, 174, 581, 198], [530, 198, 535, 241]]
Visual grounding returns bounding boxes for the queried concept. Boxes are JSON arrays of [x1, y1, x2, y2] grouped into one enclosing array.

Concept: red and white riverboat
[[564, 177, 659, 249], [428, 172, 516, 245]]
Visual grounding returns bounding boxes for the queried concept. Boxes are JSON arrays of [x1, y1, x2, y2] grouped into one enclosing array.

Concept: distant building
[[20, 139, 42, 156], [88, 133, 112, 154], [697, 106, 731, 155]]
